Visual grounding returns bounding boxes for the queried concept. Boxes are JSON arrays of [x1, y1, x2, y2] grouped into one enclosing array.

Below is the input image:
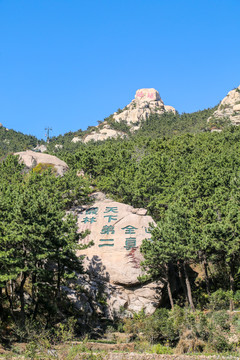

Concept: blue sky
[[0, 0, 240, 139]]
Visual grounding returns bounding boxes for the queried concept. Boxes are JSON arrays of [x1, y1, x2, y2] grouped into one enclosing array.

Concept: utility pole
[[45, 127, 52, 143]]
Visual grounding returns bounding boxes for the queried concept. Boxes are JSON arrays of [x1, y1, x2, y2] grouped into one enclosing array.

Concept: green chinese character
[[101, 225, 115, 234], [98, 244, 114, 247], [104, 215, 118, 223], [104, 207, 118, 213], [124, 237, 137, 250], [81, 217, 97, 224], [86, 207, 98, 215], [99, 239, 114, 247], [99, 239, 114, 242], [122, 225, 137, 234]]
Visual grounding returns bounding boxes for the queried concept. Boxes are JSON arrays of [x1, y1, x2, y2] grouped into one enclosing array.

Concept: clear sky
[[0, 0, 240, 139]]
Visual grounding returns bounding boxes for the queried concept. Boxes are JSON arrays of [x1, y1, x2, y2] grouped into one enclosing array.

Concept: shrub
[[32, 162, 57, 174], [151, 343, 173, 354], [208, 289, 232, 310]]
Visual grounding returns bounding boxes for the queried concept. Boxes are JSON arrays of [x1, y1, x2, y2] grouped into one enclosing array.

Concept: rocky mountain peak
[[208, 85, 240, 126], [113, 88, 175, 131], [135, 88, 162, 102], [79, 88, 175, 143]]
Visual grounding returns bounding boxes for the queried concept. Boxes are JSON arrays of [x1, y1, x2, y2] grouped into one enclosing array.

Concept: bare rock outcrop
[[71, 192, 161, 318], [113, 88, 176, 131], [81, 88, 175, 143], [83, 127, 125, 143], [14, 150, 68, 176], [208, 85, 240, 125], [33, 144, 47, 152], [72, 136, 82, 143]]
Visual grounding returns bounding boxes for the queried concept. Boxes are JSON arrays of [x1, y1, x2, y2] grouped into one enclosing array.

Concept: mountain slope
[[208, 85, 240, 127], [0, 125, 38, 157]]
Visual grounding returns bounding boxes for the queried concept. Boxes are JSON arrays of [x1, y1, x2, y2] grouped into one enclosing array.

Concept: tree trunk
[[33, 301, 39, 320], [0, 287, 3, 319], [5, 285, 16, 321], [165, 264, 174, 309], [177, 261, 188, 301], [202, 253, 210, 296], [229, 262, 235, 312], [19, 272, 27, 327], [183, 261, 195, 311], [32, 272, 36, 305], [57, 259, 61, 298]]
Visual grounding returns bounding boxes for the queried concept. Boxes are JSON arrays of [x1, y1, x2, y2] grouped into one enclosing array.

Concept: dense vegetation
[[0, 126, 38, 158], [0, 106, 221, 158], [55, 126, 240, 353], [46, 106, 218, 154], [137, 106, 217, 137], [2, 107, 240, 356], [0, 156, 91, 343]]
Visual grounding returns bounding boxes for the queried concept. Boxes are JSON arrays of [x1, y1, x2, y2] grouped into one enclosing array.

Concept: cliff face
[[208, 85, 240, 126]]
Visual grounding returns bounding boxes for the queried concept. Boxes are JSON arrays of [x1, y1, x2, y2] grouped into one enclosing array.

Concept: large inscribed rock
[[73, 192, 161, 317]]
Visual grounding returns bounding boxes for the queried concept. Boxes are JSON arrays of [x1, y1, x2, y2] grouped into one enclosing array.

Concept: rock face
[[70, 192, 161, 318], [83, 126, 125, 143], [15, 150, 68, 176], [208, 85, 240, 125], [34, 144, 47, 153], [113, 88, 175, 131], [81, 88, 175, 143], [72, 136, 82, 143]]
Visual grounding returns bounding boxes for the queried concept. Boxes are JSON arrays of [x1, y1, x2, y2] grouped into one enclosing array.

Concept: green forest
[[1, 109, 240, 357]]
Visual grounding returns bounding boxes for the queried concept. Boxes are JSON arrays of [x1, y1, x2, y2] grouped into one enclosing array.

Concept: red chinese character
[[136, 91, 144, 98]]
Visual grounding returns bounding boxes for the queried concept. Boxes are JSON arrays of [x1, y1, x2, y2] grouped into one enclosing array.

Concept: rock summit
[[79, 88, 175, 143], [208, 85, 240, 125], [113, 88, 175, 131]]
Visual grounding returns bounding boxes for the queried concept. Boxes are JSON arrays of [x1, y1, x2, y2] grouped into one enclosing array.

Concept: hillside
[[0, 105, 217, 157], [3, 86, 239, 157], [2, 86, 240, 355], [0, 125, 38, 157]]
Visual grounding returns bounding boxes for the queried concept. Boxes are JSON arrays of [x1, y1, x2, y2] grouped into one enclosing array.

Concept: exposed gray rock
[[15, 150, 69, 176], [83, 128, 125, 143], [113, 88, 176, 131], [34, 144, 47, 152], [208, 85, 240, 125], [55, 144, 63, 149], [72, 136, 82, 143], [83, 88, 176, 142]]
